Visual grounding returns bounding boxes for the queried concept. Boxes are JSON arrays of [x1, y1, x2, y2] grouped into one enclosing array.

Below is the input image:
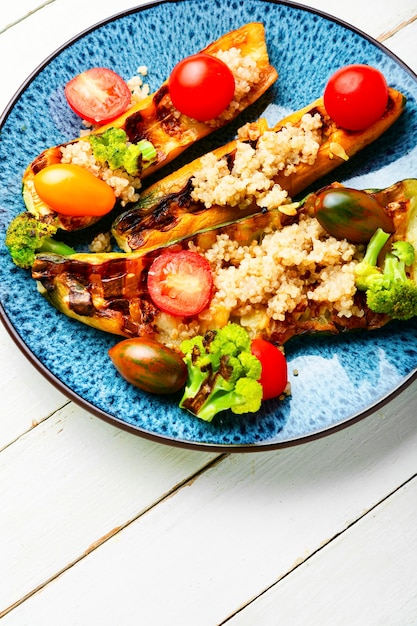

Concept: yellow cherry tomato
[[33, 163, 116, 216]]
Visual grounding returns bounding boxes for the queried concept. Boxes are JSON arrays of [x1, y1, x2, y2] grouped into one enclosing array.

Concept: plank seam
[[0, 1, 56, 35], [219, 471, 417, 624], [0, 452, 228, 619]]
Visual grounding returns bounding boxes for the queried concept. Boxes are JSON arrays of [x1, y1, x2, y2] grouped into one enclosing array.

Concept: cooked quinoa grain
[[206, 48, 262, 127], [191, 114, 322, 209], [127, 66, 150, 104], [189, 214, 363, 332], [88, 232, 112, 253]]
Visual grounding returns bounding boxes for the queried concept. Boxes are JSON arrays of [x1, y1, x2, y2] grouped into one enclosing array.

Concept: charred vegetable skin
[[32, 180, 417, 347], [112, 87, 405, 253], [31, 209, 288, 339], [22, 23, 278, 232]]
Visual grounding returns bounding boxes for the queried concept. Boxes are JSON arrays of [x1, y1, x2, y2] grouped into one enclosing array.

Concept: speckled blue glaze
[[1, 0, 417, 450]]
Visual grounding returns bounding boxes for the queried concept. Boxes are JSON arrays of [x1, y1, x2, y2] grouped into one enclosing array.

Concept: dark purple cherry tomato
[[109, 337, 187, 394], [313, 186, 394, 243]]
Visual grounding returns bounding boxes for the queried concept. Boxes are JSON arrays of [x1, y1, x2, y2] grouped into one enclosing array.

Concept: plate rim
[[1, 0, 417, 452]]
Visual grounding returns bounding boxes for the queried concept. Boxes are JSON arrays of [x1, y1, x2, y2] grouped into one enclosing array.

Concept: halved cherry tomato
[[34, 163, 116, 216], [168, 53, 235, 121], [251, 338, 288, 400], [323, 64, 388, 131], [147, 250, 213, 317], [64, 67, 132, 125], [109, 337, 187, 394]]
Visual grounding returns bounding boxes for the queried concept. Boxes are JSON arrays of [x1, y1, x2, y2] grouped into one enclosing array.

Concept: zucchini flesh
[[22, 22, 278, 232], [112, 87, 406, 252]]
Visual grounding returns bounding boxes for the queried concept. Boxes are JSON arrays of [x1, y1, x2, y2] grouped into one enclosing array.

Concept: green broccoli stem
[[182, 367, 210, 401], [362, 228, 391, 266], [194, 389, 239, 422], [182, 372, 237, 422], [180, 356, 236, 418], [180, 370, 219, 418], [180, 370, 262, 422], [38, 237, 76, 257], [137, 140, 157, 164], [383, 252, 407, 283]]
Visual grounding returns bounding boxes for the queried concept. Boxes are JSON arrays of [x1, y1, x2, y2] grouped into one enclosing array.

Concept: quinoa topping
[[190, 113, 323, 210], [191, 215, 362, 326], [206, 48, 262, 127], [88, 232, 112, 253], [127, 65, 150, 104]]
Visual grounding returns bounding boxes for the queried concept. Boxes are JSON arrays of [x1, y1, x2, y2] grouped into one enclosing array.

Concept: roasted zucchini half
[[22, 22, 278, 232], [32, 179, 417, 347], [112, 87, 406, 252]]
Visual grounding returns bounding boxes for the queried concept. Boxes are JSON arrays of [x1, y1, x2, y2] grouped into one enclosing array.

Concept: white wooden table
[[1, 1, 417, 624]]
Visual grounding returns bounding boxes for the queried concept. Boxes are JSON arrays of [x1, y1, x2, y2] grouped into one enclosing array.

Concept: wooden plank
[[0, 1, 52, 32], [0, 405, 219, 615], [226, 478, 417, 625], [2, 381, 416, 624], [0, 324, 67, 449], [383, 13, 417, 70]]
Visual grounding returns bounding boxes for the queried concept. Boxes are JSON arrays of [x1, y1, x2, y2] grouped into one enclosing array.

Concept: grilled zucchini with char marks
[[112, 87, 406, 252], [22, 22, 278, 232], [32, 180, 417, 348]]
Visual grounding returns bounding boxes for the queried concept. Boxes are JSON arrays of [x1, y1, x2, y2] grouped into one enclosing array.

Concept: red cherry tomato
[[251, 338, 288, 401], [65, 67, 132, 125], [34, 163, 116, 216], [323, 64, 388, 131], [147, 250, 213, 317], [168, 53, 235, 121]]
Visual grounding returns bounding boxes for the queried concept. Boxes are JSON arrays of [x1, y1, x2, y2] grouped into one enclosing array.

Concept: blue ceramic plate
[[1, 0, 417, 451]]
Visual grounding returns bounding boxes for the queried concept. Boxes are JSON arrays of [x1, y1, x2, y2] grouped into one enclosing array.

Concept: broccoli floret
[[88, 127, 157, 176], [5, 212, 75, 269], [366, 252, 417, 320], [355, 229, 417, 320], [180, 335, 212, 398], [208, 322, 252, 357], [238, 350, 262, 380], [179, 323, 263, 422], [391, 240, 415, 266], [354, 228, 391, 291]]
